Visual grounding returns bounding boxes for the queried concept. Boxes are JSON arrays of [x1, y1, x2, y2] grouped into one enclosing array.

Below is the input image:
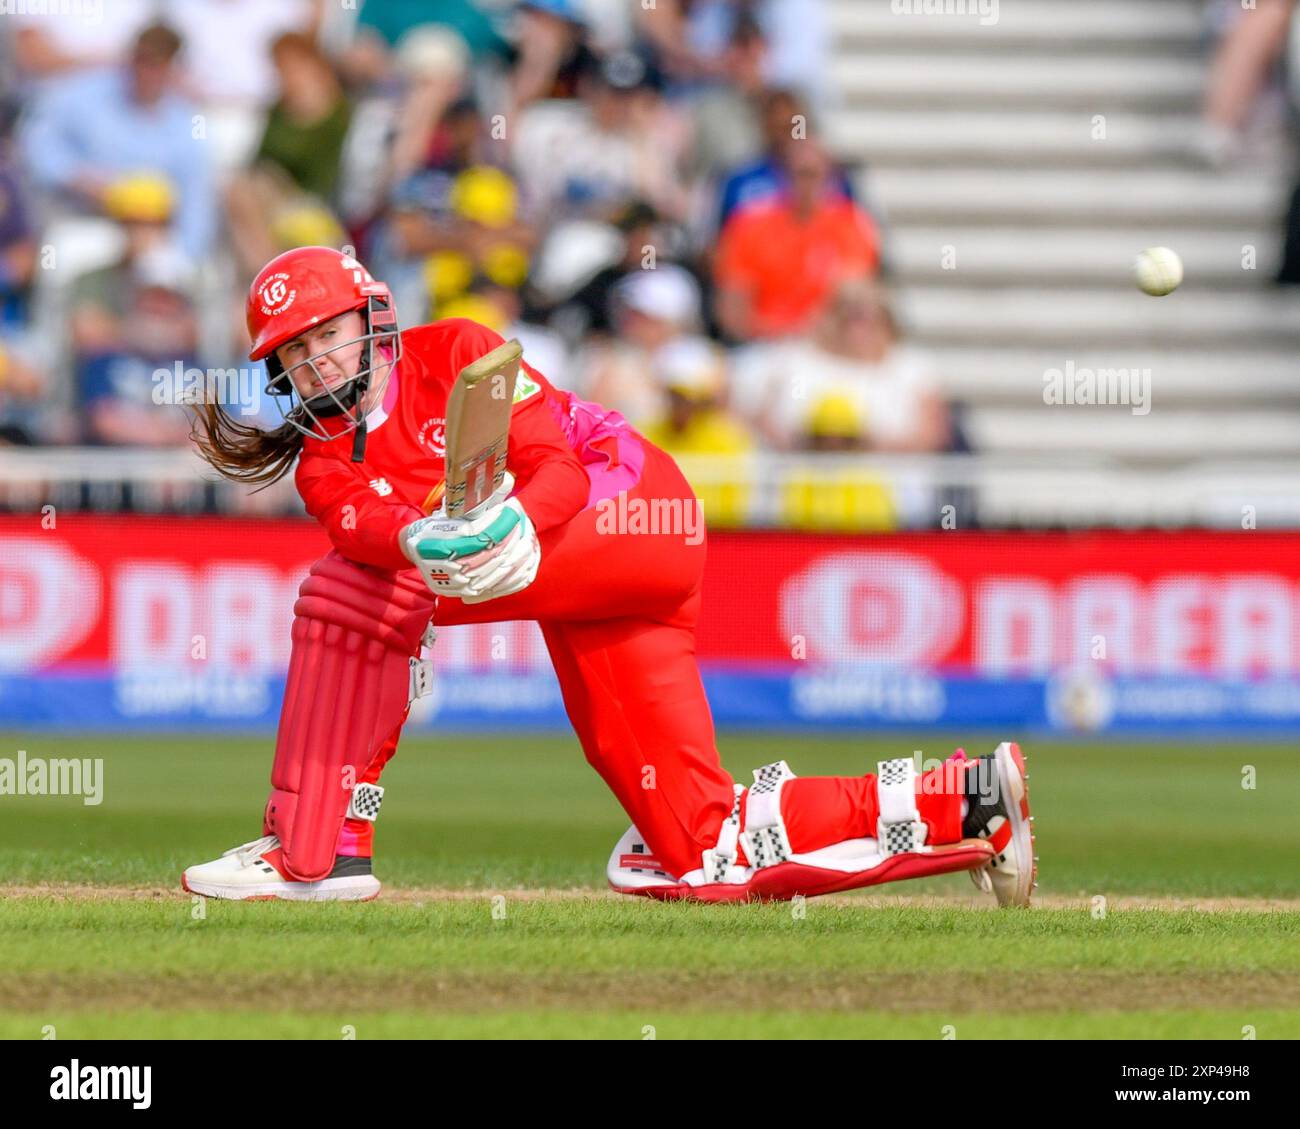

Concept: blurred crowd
[[3, 0, 1295, 529], [0, 0, 957, 491]]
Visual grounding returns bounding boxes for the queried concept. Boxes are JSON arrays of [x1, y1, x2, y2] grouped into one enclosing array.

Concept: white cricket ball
[[1134, 246, 1183, 296]]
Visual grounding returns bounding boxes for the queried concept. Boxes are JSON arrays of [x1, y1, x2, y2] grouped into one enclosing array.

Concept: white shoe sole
[[181, 873, 380, 902], [992, 741, 1035, 908]]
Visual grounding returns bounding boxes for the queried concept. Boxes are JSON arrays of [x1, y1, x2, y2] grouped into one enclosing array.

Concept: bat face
[[443, 339, 524, 518]]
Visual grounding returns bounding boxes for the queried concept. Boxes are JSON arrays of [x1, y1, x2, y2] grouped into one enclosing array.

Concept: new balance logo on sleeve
[[369, 478, 393, 496]]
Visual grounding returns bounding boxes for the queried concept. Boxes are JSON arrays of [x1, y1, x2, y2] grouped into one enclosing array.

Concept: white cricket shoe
[[181, 835, 381, 902], [962, 742, 1037, 908]]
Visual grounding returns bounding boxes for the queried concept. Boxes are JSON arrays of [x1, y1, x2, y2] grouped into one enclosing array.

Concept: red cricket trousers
[[344, 441, 962, 876]]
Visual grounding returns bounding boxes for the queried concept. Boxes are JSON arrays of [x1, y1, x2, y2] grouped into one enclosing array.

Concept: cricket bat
[[442, 338, 524, 519]]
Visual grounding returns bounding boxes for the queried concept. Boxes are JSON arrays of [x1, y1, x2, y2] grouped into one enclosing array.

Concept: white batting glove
[[399, 475, 540, 602], [458, 499, 540, 603]]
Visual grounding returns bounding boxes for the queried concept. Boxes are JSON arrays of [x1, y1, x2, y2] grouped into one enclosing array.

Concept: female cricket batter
[[182, 246, 1035, 905]]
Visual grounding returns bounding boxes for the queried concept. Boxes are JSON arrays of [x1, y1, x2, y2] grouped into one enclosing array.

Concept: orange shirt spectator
[[714, 140, 879, 341]]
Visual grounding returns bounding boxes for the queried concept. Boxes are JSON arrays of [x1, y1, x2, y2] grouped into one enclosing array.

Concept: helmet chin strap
[[350, 330, 376, 463]]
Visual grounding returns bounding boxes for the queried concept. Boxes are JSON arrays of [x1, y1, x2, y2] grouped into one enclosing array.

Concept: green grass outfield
[[1, 732, 1298, 1039]]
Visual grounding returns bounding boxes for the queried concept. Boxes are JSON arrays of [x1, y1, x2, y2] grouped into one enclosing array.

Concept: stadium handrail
[[1, 446, 1298, 529]]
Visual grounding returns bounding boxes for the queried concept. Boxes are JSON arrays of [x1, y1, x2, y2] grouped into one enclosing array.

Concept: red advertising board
[[1, 517, 1297, 677]]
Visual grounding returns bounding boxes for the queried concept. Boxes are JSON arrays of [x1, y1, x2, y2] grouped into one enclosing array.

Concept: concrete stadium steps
[[926, 349, 1300, 406], [865, 169, 1289, 228], [825, 0, 1298, 467], [831, 55, 1205, 111], [969, 462, 1300, 527], [966, 408, 1300, 460], [897, 287, 1300, 348], [829, 1, 1204, 53], [886, 227, 1281, 287], [828, 110, 1222, 169]]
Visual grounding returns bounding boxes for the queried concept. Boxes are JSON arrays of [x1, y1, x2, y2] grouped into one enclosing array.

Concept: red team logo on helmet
[[257, 273, 296, 317]]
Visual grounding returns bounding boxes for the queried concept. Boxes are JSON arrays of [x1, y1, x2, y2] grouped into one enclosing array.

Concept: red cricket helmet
[[246, 246, 401, 460], [247, 245, 393, 364]]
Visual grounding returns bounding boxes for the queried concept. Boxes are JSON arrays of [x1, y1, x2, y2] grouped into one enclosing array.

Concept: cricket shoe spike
[[180, 835, 380, 902], [962, 742, 1035, 907]]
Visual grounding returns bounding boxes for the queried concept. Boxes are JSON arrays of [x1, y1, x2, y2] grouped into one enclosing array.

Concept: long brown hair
[[190, 402, 304, 487]]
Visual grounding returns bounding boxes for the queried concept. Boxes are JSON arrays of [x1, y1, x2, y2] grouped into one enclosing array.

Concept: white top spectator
[[751, 341, 940, 450], [12, 0, 157, 75], [171, 0, 317, 106]]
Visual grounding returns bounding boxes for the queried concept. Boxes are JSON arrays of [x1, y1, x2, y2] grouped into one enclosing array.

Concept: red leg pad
[[263, 552, 436, 881], [617, 840, 996, 904]]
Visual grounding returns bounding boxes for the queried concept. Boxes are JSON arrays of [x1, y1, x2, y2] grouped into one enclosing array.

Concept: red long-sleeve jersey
[[295, 319, 595, 571]]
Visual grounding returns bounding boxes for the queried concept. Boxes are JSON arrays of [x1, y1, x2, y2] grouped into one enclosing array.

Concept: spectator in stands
[[172, 0, 321, 109], [513, 49, 691, 225], [369, 96, 535, 326], [19, 23, 216, 261], [511, 0, 599, 111], [714, 88, 856, 231], [640, 335, 753, 528], [684, 13, 772, 189], [1198, 0, 1296, 166], [69, 174, 187, 358], [225, 32, 352, 277], [637, 0, 830, 110], [334, 25, 477, 242], [641, 336, 752, 456], [534, 200, 670, 340], [0, 109, 37, 327], [745, 278, 951, 453], [0, 336, 45, 445], [338, 0, 509, 89], [582, 264, 705, 427], [10, 0, 156, 80], [713, 140, 879, 342], [377, 29, 474, 198], [78, 245, 200, 447]]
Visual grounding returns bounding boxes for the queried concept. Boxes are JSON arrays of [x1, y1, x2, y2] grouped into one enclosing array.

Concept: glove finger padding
[[409, 504, 522, 562], [461, 504, 540, 603]]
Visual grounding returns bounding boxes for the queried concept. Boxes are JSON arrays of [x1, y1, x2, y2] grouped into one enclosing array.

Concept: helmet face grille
[[264, 304, 402, 442]]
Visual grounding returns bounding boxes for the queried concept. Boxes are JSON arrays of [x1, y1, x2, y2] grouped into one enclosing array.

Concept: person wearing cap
[[641, 337, 752, 458], [641, 337, 753, 528], [779, 391, 899, 532], [77, 234, 200, 447], [540, 200, 662, 337], [69, 173, 188, 359], [583, 263, 705, 428]]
